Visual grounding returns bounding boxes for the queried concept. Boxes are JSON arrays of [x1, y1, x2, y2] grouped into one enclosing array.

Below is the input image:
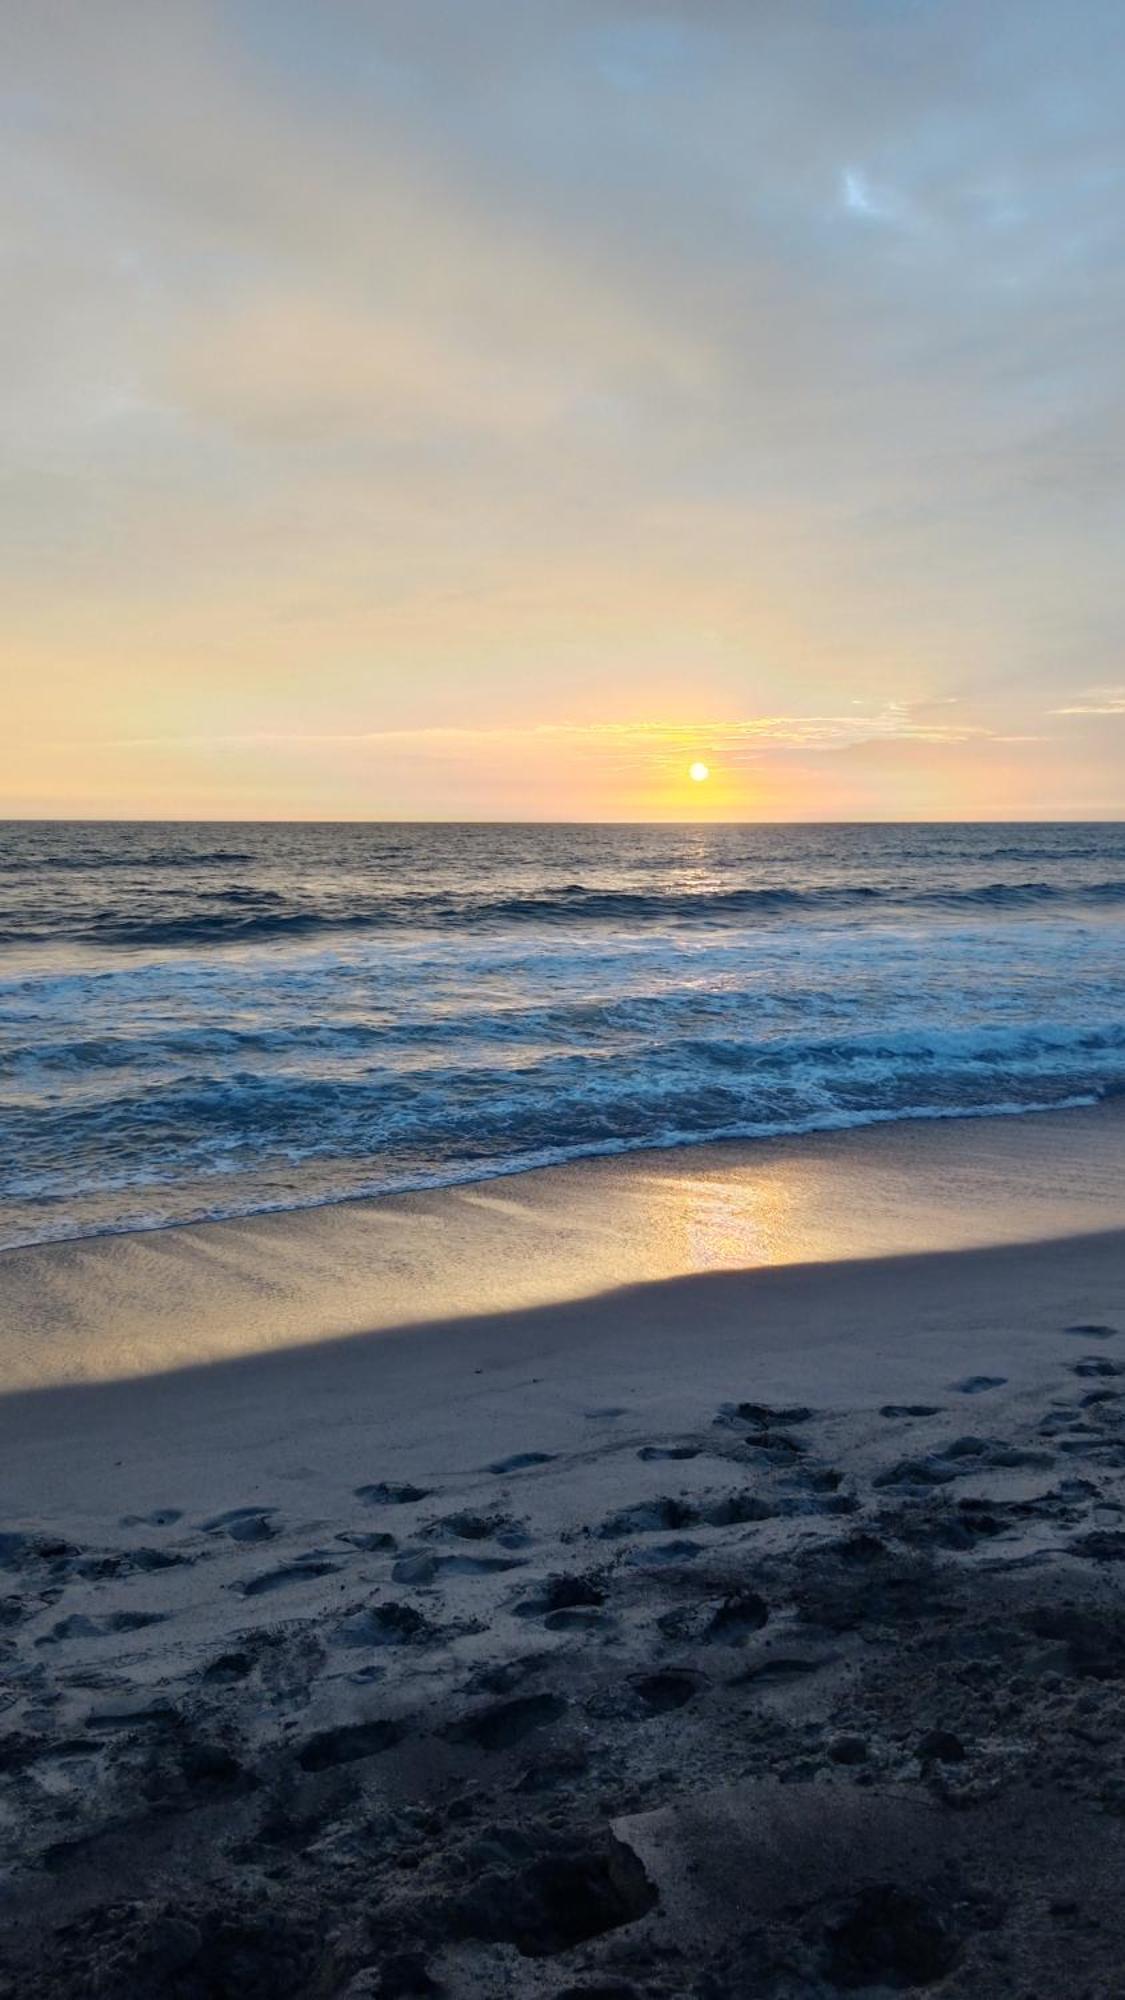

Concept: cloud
[[839, 168, 909, 226], [1051, 686, 1125, 716], [64, 706, 993, 759]]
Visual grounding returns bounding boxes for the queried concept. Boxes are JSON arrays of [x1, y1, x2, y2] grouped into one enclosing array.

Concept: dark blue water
[[1, 821, 1123, 1248]]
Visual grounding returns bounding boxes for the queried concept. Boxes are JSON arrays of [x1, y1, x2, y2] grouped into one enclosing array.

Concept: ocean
[[1, 820, 1123, 1250]]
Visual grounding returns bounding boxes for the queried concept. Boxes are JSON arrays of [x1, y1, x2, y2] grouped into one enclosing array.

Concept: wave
[[7, 1013, 1125, 1084], [4, 875, 1125, 949], [0, 1091, 1108, 1251], [5, 1020, 1122, 1178], [0, 848, 255, 874]]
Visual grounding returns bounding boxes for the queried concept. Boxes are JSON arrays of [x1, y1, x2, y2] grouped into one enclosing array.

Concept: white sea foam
[[1, 821, 1123, 1248]]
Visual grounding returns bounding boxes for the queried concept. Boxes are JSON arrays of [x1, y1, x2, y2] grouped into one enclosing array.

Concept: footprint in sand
[[332, 1601, 433, 1648], [733, 1654, 833, 1686], [1038, 1409, 1097, 1438], [443, 1691, 566, 1752], [705, 1491, 777, 1525], [69, 1548, 188, 1580], [38, 1610, 167, 1645], [657, 1589, 769, 1646], [84, 1695, 179, 1731], [718, 1402, 814, 1429], [599, 1491, 773, 1538], [237, 1559, 341, 1597], [949, 1376, 1007, 1394], [392, 1549, 525, 1584], [875, 1436, 1052, 1489], [708, 1590, 770, 1640], [1070, 1530, 1125, 1562], [625, 1539, 704, 1567], [631, 1669, 708, 1714], [392, 1552, 439, 1585], [202, 1649, 255, 1684], [424, 1509, 530, 1548], [354, 1482, 431, 1506], [487, 1452, 556, 1476], [0, 1532, 79, 1574], [544, 1606, 612, 1632], [512, 1573, 607, 1621], [439, 1553, 527, 1576], [202, 1507, 279, 1544], [599, 1497, 699, 1537], [296, 1718, 406, 1771]]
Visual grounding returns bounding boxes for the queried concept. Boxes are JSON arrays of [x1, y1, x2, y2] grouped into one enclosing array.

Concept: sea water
[[1, 820, 1123, 1248]]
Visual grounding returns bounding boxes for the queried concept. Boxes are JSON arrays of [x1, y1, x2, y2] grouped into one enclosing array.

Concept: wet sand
[[1, 1114, 1125, 1996], [3, 1098, 1124, 1391]]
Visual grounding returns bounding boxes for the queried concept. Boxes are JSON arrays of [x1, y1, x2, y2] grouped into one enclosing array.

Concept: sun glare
[[689, 761, 710, 782]]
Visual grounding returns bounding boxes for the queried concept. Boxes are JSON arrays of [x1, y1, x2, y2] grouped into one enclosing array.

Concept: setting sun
[[689, 761, 710, 783]]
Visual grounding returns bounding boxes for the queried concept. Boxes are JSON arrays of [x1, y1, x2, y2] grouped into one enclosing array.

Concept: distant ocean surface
[[1, 821, 1123, 1250]]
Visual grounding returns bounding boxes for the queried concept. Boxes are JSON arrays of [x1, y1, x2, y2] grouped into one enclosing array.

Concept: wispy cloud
[[838, 168, 909, 226], [64, 707, 991, 757], [1051, 686, 1125, 716]]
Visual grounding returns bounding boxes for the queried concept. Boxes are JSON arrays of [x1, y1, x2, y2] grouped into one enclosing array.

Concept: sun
[[689, 761, 710, 783]]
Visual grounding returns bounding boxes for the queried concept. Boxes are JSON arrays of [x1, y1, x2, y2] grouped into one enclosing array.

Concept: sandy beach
[[1, 1112, 1124, 1996]]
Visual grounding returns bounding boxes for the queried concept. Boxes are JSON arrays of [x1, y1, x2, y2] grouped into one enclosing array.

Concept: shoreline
[[3, 1096, 1124, 1393], [1, 1089, 1109, 1260]]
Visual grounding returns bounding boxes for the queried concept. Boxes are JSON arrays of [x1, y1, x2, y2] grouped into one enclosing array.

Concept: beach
[[9, 0, 1125, 1985], [3, 1111, 1125, 1996]]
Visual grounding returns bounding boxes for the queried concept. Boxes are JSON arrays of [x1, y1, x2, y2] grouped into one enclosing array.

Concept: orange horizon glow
[[6, 709, 1119, 822]]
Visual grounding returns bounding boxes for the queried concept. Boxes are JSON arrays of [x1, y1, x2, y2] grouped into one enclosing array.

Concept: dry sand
[[1, 1115, 1125, 1996]]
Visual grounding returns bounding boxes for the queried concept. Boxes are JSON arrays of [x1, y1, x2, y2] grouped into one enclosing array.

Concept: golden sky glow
[[3, 2, 1124, 819]]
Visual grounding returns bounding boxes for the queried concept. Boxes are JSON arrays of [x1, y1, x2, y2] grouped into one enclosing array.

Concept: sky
[[3, 0, 1124, 820]]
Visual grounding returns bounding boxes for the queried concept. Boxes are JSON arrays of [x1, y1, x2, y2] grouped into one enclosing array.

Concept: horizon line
[[1, 815, 1122, 830]]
